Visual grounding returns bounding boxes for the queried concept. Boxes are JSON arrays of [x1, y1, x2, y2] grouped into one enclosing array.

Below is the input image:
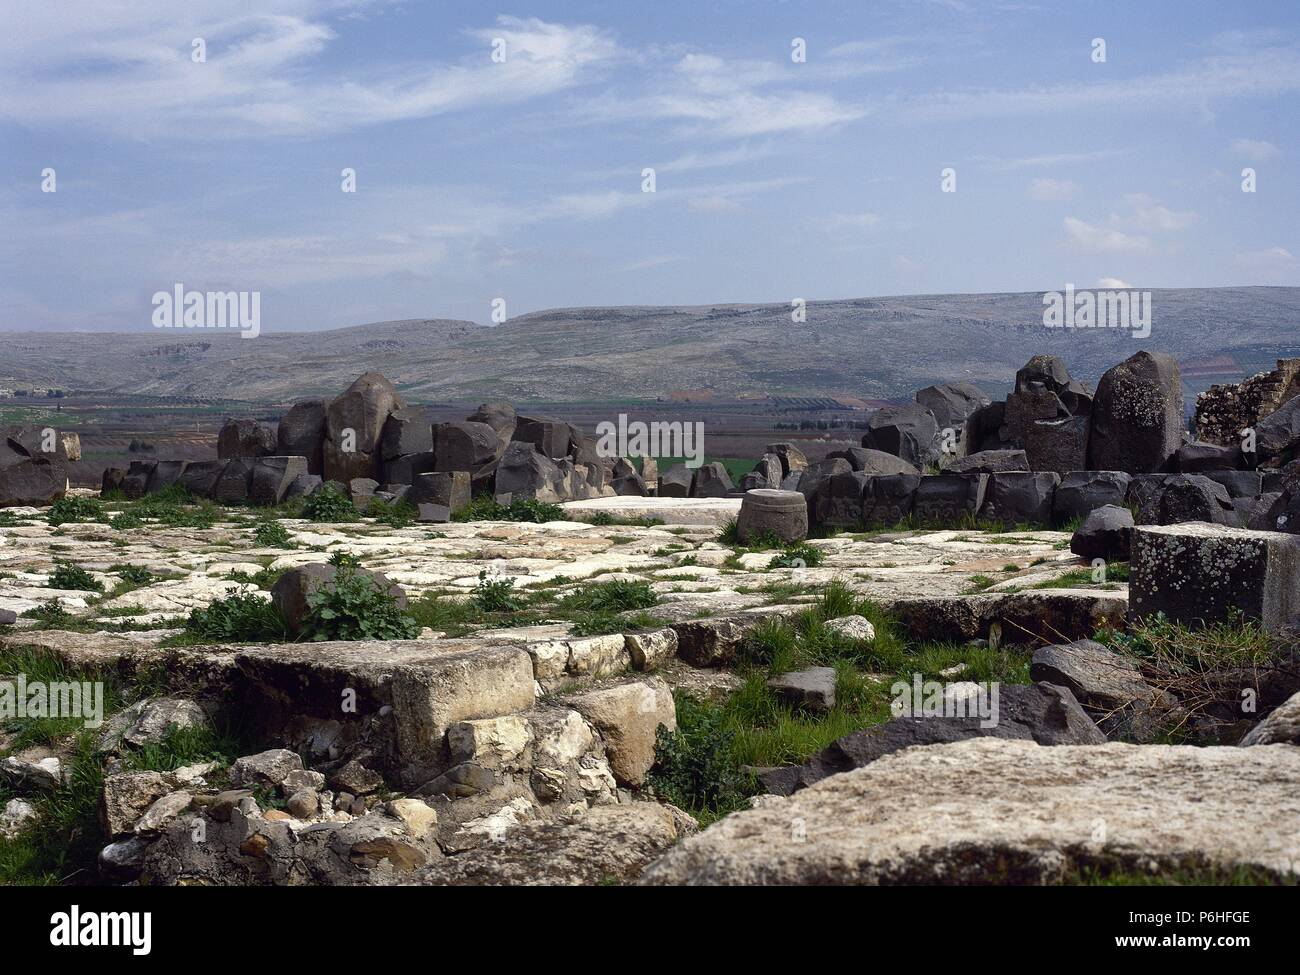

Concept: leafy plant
[[110, 563, 154, 587], [368, 498, 417, 528], [453, 494, 565, 524], [47, 562, 102, 592], [21, 599, 73, 627], [47, 496, 104, 527], [300, 563, 420, 641], [768, 543, 823, 569], [557, 579, 659, 614], [185, 592, 287, 642], [648, 692, 753, 823], [471, 570, 525, 613], [251, 519, 293, 548], [302, 485, 359, 522]]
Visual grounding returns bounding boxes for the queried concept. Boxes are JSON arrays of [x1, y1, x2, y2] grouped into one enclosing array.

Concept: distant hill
[[3, 287, 1298, 405]]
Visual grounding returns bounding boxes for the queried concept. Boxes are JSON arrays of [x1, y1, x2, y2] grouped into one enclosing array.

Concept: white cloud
[[1096, 277, 1133, 289], [824, 212, 882, 230], [1230, 138, 1280, 160], [1063, 217, 1151, 254], [1235, 246, 1296, 269], [0, 8, 622, 136], [977, 150, 1129, 171], [1027, 178, 1077, 201], [1124, 193, 1197, 232]]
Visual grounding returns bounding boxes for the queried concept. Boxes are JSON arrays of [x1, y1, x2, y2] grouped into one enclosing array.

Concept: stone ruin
[[4, 350, 1300, 886]]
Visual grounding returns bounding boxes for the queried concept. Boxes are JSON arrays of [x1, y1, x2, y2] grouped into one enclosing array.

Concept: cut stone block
[[1129, 522, 1300, 632]]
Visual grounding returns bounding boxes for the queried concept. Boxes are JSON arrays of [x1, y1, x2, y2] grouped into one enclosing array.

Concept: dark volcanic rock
[[914, 382, 990, 431], [861, 404, 938, 469], [980, 471, 1059, 526], [1070, 504, 1134, 561], [1087, 351, 1184, 474], [217, 418, 276, 460], [276, 400, 327, 475], [944, 449, 1028, 475], [1052, 470, 1131, 525]]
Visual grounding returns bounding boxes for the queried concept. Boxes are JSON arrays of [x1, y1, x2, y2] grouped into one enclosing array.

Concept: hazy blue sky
[[1, 0, 1297, 333]]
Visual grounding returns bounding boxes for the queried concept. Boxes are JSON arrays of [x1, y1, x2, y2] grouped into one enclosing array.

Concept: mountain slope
[[2, 287, 1297, 404]]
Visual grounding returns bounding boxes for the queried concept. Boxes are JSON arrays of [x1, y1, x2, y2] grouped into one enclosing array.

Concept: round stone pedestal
[[736, 488, 808, 544]]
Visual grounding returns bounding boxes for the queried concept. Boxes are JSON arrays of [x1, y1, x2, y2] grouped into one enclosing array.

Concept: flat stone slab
[[641, 738, 1300, 885], [562, 496, 742, 527]]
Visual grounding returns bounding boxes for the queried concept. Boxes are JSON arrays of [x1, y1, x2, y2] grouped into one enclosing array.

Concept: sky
[[0, 0, 1297, 334]]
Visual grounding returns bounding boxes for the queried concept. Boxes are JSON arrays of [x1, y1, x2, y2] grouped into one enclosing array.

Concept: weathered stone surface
[[645, 738, 1300, 885], [913, 474, 986, 524], [100, 771, 173, 836], [943, 449, 1027, 475], [99, 696, 210, 753], [1195, 358, 1300, 448], [1070, 504, 1134, 561], [862, 404, 938, 468], [1052, 470, 1131, 524], [1254, 396, 1300, 466], [670, 617, 754, 667], [494, 441, 563, 502], [765, 443, 809, 479], [0, 798, 37, 839], [657, 463, 694, 498], [980, 471, 1059, 526], [146, 459, 188, 495], [1031, 640, 1174, 741], [1129, 522, 1300, 631], [211, 458, 253, 504], [1088, 351, 1184, 474], [861, 473, 920, 526], [1203, 470, 1263, 498], [759, 682, 1103, 796], [813, 471, 870, 530], [1023, 415, 1089, 476], [1174, 440, 1244, 473], [391, 645, 536, 782], [325, 372, 404, 482], [831, 448, 919, 476], [0, 426, 69, 506], [512, 416, 576, 460], [179, 460, 227, 498], [767, 667, 837, 712], [565, 679, 675, 786], [691, 461, 734, 499], [748, 453, 784, 489], [625, 628, 679, 671], [231, 749, 304, 790], [1239, 690, 1300, 746], [276, 399, 327, 475], [250, 456, 309, 506], [823, 615, 876, 642], [408, 803, 687, 886], [915, 382, 990, 432], [1156, 474, 1237, 526], [380, 407, 433, 461], [217, 418, 276, 460], [409, 470, 470, 513]]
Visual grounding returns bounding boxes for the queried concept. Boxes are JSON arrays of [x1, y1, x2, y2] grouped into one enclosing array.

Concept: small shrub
[[185, 593, 287, 642], [110, 563, 154, 586], [108, 511, 143, 530], [47, 497, 104, 527], [300, 563, 420, 641], [302, 485, 359, 523], [769, 543, 823, 569], [251, 519, 293, 548], [471, 570, 525, 613], [558, 579, 659, 614], [368, 498, 417, 528], [21, 599, 73, 627], [647, 693, 752, 822], [47, 563, 102, 592]]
